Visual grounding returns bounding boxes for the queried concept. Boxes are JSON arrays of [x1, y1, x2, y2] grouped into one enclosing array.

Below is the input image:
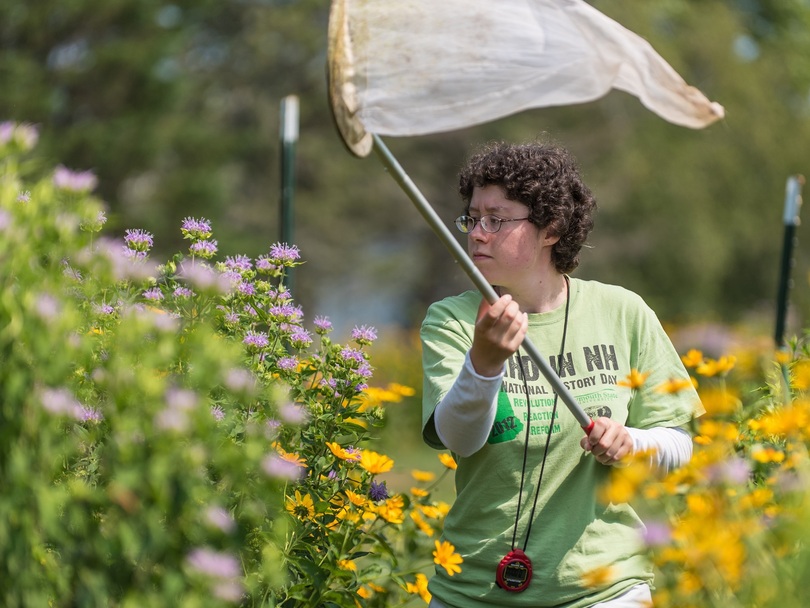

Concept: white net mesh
[[328, 0, 724, 156]]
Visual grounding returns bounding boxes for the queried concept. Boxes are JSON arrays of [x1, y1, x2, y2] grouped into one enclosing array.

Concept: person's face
[[466, 185, 558, 290]]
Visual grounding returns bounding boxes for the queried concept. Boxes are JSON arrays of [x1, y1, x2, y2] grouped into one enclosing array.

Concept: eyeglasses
[[454, 215, 531, 234]]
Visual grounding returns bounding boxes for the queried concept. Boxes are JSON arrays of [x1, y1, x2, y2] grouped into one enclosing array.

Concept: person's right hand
[[469, 294, 528, 377]]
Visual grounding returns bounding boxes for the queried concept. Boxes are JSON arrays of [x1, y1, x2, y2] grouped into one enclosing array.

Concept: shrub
[[0, 121, 453, 607]]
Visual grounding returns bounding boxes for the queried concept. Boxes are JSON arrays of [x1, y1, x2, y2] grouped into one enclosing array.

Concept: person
[[420, 140, 704, 608]]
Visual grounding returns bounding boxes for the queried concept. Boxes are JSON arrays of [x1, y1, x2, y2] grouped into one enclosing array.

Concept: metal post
[[775, 175, 804, 348], [371, 134, 593, 432], [280, 95, 299, 293]]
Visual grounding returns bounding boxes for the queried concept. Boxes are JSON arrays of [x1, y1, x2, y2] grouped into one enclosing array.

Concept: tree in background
[[2, 0, 810, 337]]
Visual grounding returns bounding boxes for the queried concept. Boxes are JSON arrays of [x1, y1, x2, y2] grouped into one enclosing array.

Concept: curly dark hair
[[458, 141, 596, 274]]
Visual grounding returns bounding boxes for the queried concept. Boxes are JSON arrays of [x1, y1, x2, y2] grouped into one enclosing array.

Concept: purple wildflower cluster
[[243, 330, 270, 351], [181, 216, 213, 240], [155, 387, 199, 433], [124, 229, 154, 254], [142, 287, 164, 302], [351, 324, 378, 346], [0, 121, 39, 151], [369, 480, 389, 502], [53, 164, 98, 193], [262, 453, 305, 481], [313, 316, 333, 334], [173, 286, 195, 298], [185, 547, 244, 602], [190, 239, 218, 259], [223, 255, 252, 275], [277, 356, 299, 372], [269, 243, 300, 264], [39, 386, 103, 423]]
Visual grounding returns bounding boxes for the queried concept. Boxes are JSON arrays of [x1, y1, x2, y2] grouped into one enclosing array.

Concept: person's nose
[[469, 221, 489, 241]]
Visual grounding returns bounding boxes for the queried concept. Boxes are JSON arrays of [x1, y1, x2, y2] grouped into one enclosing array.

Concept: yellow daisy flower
[[359, 450, 394, 474], [411, 510, 435, 537], [433, 540, 463, 576], [696, 355, 736, 377], [327, 441, 361, 462], [411, 469, 436, 483], [681, 349, 704, 368], [272, 442, 307, 467], [581, 565, 615, 588], [617, 369, 650, 389], [285, 490, 315, 520], [438, 453, 457, 470], [338, 559, 357, 572], [345, 489, 367, 507], [656, 377, 696, 394], [406, 573, 432, 603]]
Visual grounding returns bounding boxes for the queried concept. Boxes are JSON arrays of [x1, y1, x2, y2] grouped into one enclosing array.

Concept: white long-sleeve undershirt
[[433, 352, 693, 470]]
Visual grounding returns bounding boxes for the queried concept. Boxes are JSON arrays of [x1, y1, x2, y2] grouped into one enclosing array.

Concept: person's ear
[[542, 231, 560, 246]]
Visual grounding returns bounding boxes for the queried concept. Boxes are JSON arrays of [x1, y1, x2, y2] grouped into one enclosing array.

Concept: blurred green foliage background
[[3, 0, 810, 340]]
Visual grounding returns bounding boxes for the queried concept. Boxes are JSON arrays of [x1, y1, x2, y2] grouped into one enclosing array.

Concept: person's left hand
[[579, 417, 634, 466]]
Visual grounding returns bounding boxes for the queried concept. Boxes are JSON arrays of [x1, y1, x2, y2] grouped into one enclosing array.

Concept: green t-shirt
[[420, 278, 703, 608]]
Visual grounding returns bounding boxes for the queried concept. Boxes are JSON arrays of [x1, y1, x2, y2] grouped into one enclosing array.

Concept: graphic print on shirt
[[488, 344, 622, 444], [488, 391, 525, 444]]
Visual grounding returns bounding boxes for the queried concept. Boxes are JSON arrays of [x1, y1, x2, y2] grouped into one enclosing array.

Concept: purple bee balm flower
[[16, 190, 31, 204], [641, 521, 672, 547], [35, 293, 61, 320], [124, 228, 154, 252], [122, 247, 147, 261], [268, 242, 300, 264], [166, 387, 198, 411], [189, 239, 218, 259], [94, 303, 116, 315], [186, 547, 242, 579], [289, 327, 313, 348], [255, 256, 277, 273], [224, 368, 255, 393], [339, 347, 365, 365], [211, 405, 226, 421], [53, 165, 98, 193], [243, 305, 258, 317], [261, 454, 305, 480], [181, 216, 213, 239], [5, 122, 39, 150], [142, 287, 164, 302], [237, 281, 255, 296], [369, 480, 389, 502], [39, 387, 100, 422], [313, 316, 332, 334], [173, 286, 195, 298], [278, 401, 308, 424], [268, 304, 295, 320], [204, 505, 236, 533], [214, 581, 244, 602], [357, 363, 373, 379], [352, 324, 378, 344], [706, 457, 752, 486], [277, 356, 299, 371], [78, 406, 103, 423], [223, 254, 252, 273], [243, 331, 269, 349], [0, 121, 13, 144]]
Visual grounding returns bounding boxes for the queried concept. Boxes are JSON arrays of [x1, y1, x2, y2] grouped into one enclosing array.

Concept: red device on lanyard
[[496, 549, 533, 592]]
